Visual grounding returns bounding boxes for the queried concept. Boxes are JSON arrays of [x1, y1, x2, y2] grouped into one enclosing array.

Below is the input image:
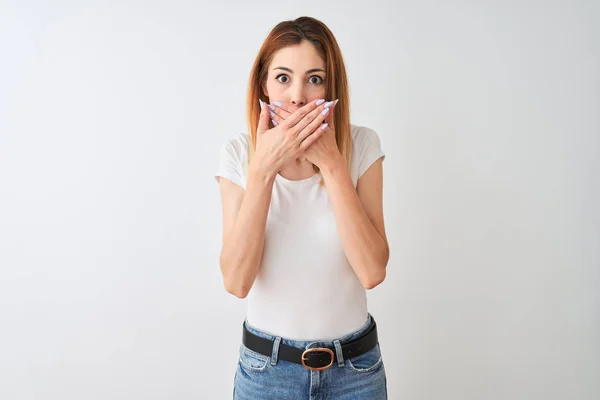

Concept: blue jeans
[[233, 313, 387, 399]]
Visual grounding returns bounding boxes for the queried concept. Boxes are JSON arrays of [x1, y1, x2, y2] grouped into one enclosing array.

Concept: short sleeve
[[215, 135, 246, 188], [357, 127, 385, 179]]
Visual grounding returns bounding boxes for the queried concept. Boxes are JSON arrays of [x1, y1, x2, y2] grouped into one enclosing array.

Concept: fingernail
[[273, 101, 282, 107], [321, 123, 328, 130], [321, 107, 330, 116], [333, 99, 339, 108], [269, 110, 275, 117], [268, 104, 275, 111], [272, 119, 278, 126], [259, 99, 264, 110], [325, 99, 338, 108], [316, 99, 325, 106]]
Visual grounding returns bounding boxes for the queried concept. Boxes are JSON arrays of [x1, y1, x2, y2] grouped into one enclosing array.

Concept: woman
[[215, 16, 389, 399]]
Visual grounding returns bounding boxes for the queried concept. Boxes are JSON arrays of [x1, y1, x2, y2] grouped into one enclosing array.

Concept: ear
[[262, 83, 269, 98]]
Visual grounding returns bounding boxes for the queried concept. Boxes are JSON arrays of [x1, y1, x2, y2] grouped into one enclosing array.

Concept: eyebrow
[[273, 66, 326, 74]]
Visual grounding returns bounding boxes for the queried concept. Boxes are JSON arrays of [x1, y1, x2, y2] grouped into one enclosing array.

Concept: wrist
[[321, 152, 345, 174], [248, 162, 277, 184]]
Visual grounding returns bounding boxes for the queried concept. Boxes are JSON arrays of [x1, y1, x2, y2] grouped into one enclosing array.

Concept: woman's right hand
[[251, 99, 331, 177]]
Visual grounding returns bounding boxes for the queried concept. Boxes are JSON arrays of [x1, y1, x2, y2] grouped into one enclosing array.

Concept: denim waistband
[[243, 313, 375, 350]]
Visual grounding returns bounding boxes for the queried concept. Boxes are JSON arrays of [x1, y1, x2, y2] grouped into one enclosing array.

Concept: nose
[[290, 83, 307, 107]]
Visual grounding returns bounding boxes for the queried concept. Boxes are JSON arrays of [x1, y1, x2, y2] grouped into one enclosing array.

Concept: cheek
[[265, 81, 284, 98], [313, 87, 327, 97], [265, 81, 327, 102]]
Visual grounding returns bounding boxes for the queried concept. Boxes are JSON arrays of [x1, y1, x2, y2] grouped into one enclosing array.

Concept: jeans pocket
[[345, 342, 384, 373], [238, 343, 271, 372]]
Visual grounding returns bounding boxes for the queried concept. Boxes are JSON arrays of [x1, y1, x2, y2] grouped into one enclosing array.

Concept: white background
[[1, 1, 598, 399]]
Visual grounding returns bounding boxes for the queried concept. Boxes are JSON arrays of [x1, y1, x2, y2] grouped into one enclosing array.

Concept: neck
[[279, 158, 316, 178], [291, 157, 313, 169]]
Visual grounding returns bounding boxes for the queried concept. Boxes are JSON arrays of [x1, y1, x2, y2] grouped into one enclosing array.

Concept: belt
[[242, 318, 379, 371]]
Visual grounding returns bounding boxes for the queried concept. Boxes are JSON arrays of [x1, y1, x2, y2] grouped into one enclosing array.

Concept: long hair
[[246, 16, 352, 186]]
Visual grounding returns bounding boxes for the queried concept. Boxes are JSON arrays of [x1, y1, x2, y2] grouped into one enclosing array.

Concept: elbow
[[363, 268, 386, 290], [222, 270, 251, 298], [362, 247, 389, 290], [224, 282, 250, 299], [220, 255, 252, 299]]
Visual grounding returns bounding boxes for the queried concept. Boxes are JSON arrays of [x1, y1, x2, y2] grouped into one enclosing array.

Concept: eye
[[275, 74, 325, 85], [309, 75, 324, 85], [275, 74, 290, 83]]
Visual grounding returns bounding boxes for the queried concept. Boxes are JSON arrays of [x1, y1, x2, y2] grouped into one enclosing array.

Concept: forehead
[[269, 41, 325, 70]]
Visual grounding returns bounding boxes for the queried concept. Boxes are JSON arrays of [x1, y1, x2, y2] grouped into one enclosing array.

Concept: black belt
[[242, 318, 379, 371]]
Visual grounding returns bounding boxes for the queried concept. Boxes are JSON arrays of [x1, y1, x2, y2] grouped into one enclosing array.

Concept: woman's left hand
[[268, 100, 341, 169]]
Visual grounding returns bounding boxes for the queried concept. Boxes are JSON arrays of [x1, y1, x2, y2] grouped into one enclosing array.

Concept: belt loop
[[270, 336, 282, 365], [333, 340, 344, 367]]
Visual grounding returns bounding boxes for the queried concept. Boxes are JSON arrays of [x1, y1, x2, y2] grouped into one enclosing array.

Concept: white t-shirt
[[215, 125, 385, 341]]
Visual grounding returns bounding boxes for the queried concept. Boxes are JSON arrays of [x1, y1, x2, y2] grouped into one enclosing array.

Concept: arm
[[218, 99, 331, 298], [320, 155, 389, 289], [218, 166, 276, 298]]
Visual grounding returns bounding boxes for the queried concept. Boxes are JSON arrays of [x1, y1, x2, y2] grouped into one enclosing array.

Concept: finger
[[298, 122, 328, 151], [268, 102, 292, 120], [307, 98, 337, 128], [297, 109, 330, 142], [271, 112, 285, 127], [280, 98, 326, 130], [266, 104, 287, 125], [324, 99, 338, 127], [257, 99, 271, 134], [289, 100, 332, 136]]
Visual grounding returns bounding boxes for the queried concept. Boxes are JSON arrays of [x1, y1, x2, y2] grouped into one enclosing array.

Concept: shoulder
[[219, 132, 251, 158], [349, 125, 385, 185], [350, 124, 382, 148], [216, 133, 251, 189]]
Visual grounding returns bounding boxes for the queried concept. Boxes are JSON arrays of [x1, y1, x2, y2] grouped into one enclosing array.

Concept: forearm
[[321, 157, 389, 289], [220, 167, 275, 298]]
